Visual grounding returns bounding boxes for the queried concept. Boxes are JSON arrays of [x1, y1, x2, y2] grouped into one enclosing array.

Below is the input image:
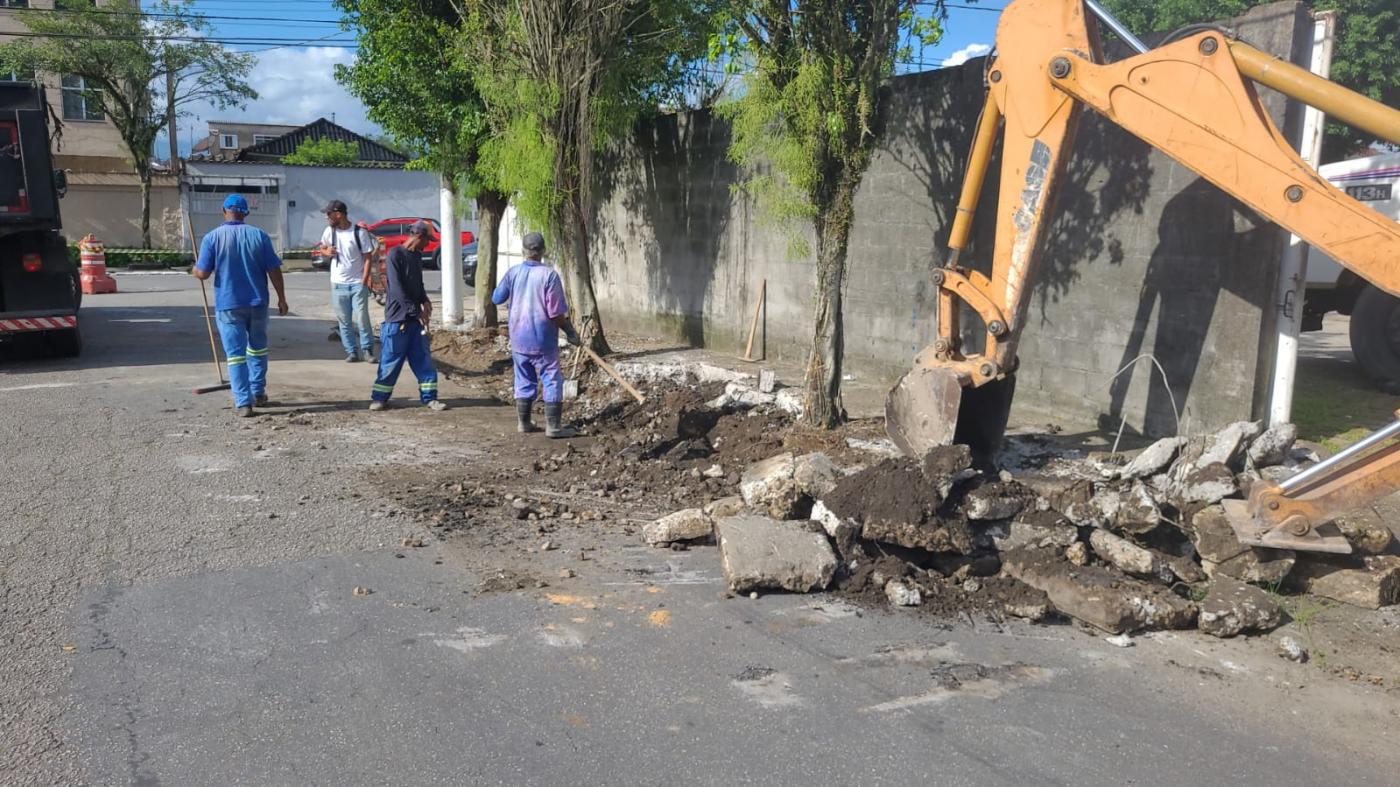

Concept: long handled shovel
[[186, 213, 231, 395]]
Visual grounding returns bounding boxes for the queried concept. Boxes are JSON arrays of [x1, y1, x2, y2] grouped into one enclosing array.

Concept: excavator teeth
[[885, 368, 1016, 463]]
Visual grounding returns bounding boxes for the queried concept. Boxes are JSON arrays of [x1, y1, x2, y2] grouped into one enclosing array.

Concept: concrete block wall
[[589, 2, 1310, 437]]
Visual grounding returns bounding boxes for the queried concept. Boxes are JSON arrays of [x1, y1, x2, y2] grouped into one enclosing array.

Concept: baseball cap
[[522, 231, 545, 252], [223, 194, 249, 213], [323, 199, 347, 214], [407, 220, 432, 238]]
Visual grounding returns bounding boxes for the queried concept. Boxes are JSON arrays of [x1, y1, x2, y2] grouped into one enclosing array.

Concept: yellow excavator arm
[[886, 0, 1400, 553]]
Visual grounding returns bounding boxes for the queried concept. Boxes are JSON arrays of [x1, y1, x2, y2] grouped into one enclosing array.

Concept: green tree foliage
[[1100, 0, 1399, 161], [0, 0, 255, 247], [462, 0, 717, 353], [715, 1, 945, 427], [282, 138, 359, 166], [335, 0, 509, 325]]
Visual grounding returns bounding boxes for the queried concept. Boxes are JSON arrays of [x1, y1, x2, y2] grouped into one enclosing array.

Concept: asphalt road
[[2, 272, 1398, 785]]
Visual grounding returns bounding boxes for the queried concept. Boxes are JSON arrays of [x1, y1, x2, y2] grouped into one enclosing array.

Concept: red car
[[363, 217, 474, 270]]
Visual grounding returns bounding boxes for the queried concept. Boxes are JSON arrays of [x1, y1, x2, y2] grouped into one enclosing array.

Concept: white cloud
[[162, 46, 379, 155], [943, 43, 991, 67]]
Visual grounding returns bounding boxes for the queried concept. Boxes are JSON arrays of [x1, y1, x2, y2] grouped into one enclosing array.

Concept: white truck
[[1304, 150, 1400, 391]]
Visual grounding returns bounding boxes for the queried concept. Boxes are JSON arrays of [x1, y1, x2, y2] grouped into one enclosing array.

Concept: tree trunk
[[551, 199, 611, 355], [139, 172, 152, 249], [472, 188, 508, 328], [801, 172, 860, 428], [550, 99, 610, 355]]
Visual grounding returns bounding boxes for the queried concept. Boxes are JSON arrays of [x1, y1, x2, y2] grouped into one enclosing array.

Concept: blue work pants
[[512, 351, 563, 403], [216, 305, 269, 408], [372, 320, 438, 403]]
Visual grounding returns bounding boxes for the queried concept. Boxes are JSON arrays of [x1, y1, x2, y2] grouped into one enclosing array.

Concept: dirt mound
[[431, 327, 512, 377]]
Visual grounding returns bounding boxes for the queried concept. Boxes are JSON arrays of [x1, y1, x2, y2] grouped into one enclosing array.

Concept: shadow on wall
[[593, 111, 737, 347], [873, 57, 1152, 361], [1105, 178, 1279, 436]]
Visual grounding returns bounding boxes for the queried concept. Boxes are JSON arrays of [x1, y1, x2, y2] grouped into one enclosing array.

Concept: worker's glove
[[564, 327, 582, 347]]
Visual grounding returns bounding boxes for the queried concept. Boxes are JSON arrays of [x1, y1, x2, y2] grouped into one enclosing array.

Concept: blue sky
[[157, 0, 1006, 157]]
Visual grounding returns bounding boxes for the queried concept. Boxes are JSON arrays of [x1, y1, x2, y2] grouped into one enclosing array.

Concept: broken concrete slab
[[963, 482, 1026, 521], [739, 453, 800, 519], [981, 518, 1078, 552], [806, 498, 845, 534], [1294, 555, 1400, 610], [1064, 486, 1122, 528], [1337, 518, 1395, 555], [1247, 422, 1297, 467], [1002, 548, 1197, 633], [792, 452, 840, 498], [1015, 473, 1094, 514], [1197, 420, 1263, 470], [1119, 437, 1187, 480], [704, 496, 747, 519], [1089, 529, 1162, 578], [643, 509, 713, 546], [1167, 462, 1239, 507], [884, 579, 923, 607], [1198, 576, 1283, 638], [1190, 506, 1295, 584], [716, 514, 838, 593], [862, 513, 974, 554], [1114, 481, 1162, 534]]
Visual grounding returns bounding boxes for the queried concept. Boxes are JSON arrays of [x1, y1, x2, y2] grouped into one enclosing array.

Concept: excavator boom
[[886, 0, 1400, 552]]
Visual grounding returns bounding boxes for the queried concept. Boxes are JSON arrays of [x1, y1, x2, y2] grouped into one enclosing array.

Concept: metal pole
[[440, 174, 463, 326], [1269, 11, 1336, 427], [1084, 0, 1149, 55], [1281, 417, 1400, 493]]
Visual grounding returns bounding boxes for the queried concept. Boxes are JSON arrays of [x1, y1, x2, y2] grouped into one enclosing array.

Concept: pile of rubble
[[643, 419, 1400, 639]]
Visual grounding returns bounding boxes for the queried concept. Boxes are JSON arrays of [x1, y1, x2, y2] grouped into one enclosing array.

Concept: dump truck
[[0, 79, 79, 358], [887, 0, 1400, 554]]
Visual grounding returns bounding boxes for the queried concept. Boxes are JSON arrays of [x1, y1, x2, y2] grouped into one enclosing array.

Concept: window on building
[[0, 69, 34, 83], [60, 75, 103, 121], [219, 133, 238, 149], [0, 0, 31, 9], [252, 134, 277, 145]]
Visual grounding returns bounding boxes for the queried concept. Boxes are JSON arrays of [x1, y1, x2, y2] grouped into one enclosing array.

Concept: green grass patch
[[1292, 355, 1395, 451]]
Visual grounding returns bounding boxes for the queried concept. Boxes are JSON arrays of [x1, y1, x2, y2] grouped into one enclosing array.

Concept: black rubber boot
[[516, 399, 540, 433], [545, 402, 577, 439]]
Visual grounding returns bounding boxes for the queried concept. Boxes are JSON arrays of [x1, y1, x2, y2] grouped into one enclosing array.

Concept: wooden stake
[[186, 211, 226, 385], [583, 345, 645, 404], [741, 279, 765, 362]]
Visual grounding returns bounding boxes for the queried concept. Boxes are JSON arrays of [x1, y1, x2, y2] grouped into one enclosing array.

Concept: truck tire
[[47, 325, 82, 358], [1348, 284, 1400, 393]]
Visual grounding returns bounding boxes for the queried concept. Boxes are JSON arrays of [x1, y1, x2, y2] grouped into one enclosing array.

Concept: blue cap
[[223, 194, 249, 213], [407, 220, 432, 238]]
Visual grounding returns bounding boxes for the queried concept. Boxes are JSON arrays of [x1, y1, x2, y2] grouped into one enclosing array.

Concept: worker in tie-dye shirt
[[492, 231, 583, 438]]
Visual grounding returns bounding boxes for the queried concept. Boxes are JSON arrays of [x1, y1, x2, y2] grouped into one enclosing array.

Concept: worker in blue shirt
[[492, 231, 581, 437], [191, 194, 288, 417], [370, 220, 447, 411]]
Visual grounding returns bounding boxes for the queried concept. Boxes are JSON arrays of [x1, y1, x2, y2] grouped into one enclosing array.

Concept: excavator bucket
[[885, 367, 1016, 462], [1219, 499, 1352, 554]]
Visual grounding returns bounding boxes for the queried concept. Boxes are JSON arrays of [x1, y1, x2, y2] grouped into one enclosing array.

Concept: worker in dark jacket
[[369, 221, 446, 411]]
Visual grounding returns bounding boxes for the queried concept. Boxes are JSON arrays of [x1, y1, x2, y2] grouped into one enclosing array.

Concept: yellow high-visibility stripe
[[246, 347, 268, 356]]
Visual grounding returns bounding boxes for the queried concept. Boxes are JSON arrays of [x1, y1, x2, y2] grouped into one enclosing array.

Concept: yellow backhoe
[[885, 0, 1400, 554]]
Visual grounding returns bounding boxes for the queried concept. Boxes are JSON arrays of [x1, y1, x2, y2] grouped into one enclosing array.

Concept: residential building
[[0, 0, 180, 247], [235, 117, 408, 165], [190, 121, 301, 162], [183, 118, 473, 251]]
